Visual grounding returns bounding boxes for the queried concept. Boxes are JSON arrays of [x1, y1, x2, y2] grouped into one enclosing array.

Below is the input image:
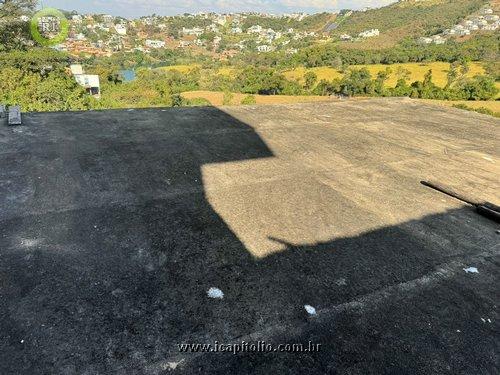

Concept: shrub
[[241, 95, 257, 105], [222, 90, 234, 105]]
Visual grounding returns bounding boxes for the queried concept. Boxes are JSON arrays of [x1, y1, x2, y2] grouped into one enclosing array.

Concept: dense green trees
[[232, 35, 499, 70], [0, 0, 36, 51], [0, 49, 93, 111], [0, 65, 93, 111]]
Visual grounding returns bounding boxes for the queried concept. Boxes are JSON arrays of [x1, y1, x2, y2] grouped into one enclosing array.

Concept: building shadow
[[0, 106, 498, 374]]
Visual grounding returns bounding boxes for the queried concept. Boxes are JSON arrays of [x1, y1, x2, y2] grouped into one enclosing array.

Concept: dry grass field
[[155, 64, 199, 73]]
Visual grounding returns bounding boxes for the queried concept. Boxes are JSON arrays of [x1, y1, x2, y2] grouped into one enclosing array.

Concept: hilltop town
[[55, 2, 499, 58], [59, 12, 326, 58]]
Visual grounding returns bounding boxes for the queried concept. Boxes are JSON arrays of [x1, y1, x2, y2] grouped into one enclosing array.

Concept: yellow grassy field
[[155, 65, 199, 73], [284, 62, 486, 88], [181, 91, 333, 106], [217, 67, 237, 76]]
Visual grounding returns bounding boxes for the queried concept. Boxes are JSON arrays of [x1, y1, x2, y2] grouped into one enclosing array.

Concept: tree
[[456, 75, 498, 101], [340, 68, 373, 96], [313, 79, 341, 96], [0, 0, 37, 51], [395, 66, 411, 82], [331, 56, 343, 69], [304, 71, 317, 91], [374, 67, 391, 95], [446, 63, 459, 89]]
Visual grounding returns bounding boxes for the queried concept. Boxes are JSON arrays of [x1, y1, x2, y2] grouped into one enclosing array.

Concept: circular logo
[[30, 8, 69, 46]]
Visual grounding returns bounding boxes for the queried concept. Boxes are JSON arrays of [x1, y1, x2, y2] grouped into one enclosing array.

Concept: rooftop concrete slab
[[0, 98, 499, 374]]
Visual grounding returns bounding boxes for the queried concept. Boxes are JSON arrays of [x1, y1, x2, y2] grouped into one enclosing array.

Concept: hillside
[[332, 0, 488, 48]]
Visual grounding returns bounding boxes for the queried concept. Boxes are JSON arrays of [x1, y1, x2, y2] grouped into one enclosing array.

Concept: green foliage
[[241, 95, 257, 105], [313, 79, 341, 96], [233, 66, 287, 95], [0, 0, 36, 51], [171, 94, 184, 107], [0, 66, 92, 111], [240, 13, 331, 33], [185, 97, 211, 106], [388, 78, 412, 97], [232, 66, 306, 95], [331, 0, 485, 38], [340, 68, 374, 96], [304, 71, 318, 90], [248, 34, 499, 69], [454, 75, 498, 100], [0, 48, 69, 74], [453, 104, 499, 118], [222, 90, 234, 105]]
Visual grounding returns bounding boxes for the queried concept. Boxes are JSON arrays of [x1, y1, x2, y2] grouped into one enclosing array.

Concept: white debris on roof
[[207, 287, 224, 299], [463, 267, 479, 273], [165, 359, 184, 370], [304, 305, 317, 316]]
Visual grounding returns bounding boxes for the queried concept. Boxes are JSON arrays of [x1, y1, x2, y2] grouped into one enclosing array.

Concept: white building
[[102, 15, 113, 24], [359, 29, 380, 38], [74, 74, 100, 98], [207, 24, 219, 33], [115, 24, 127, 35], [483, 23, 499, 31], [247, 25, 263, 34], [71, 15, 83, 23], [432, 36, 445, 44], [340, 34, 352, 41], [145, 39, 166, 48], [257, 44, 272, 52], [231, 27, 243, 34], [419, 37, 433, 44], [182, 27, 204, 36]]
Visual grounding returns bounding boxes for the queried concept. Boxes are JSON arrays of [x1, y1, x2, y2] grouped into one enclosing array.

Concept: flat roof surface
[[1, 99, 499, 374]]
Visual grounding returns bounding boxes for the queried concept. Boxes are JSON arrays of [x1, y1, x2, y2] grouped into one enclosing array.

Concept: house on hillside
[[359, 29, 379, 38], [182, 27, 203, 36], [247, 25, 263, 34], [115, 24, 127, 35], [145, 39, 165, 48], [257, 44, 272, 52], [74, 74, 100, 98]]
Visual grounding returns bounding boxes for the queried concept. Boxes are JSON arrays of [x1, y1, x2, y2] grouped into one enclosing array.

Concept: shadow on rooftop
[[0, 106, 498, 374]]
